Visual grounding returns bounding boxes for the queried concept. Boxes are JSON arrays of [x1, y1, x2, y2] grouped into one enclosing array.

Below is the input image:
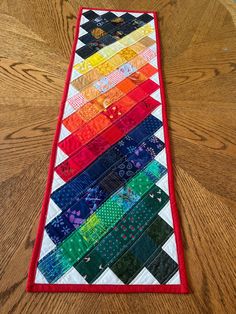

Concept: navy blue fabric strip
[[77, 12, 153, 59], [46, 134, 165, 245], [51, 115, 162, 210]]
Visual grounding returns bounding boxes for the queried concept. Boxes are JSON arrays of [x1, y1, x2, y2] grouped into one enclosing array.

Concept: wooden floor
[[0, 0, 236, 313]]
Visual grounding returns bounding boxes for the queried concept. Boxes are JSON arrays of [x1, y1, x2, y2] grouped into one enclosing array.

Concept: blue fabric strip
[[46, 134, 165, 245], [51, 115, 162, 210]]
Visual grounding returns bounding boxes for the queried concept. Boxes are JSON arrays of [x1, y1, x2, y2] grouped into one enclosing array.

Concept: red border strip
[[26, 7, 189, 293]]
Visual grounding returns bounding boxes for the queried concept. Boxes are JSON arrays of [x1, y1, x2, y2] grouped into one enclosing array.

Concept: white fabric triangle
[[130, 13, 142, 18], [148, 32, 156, 41], [55, 267, 88, 284], [150, 73, 160, 85], [148, 20, 155, 28], [158, 201, 173, 227], [67, 84, 78, 99], [151, 89, 161, 102], [150, 57, 158, 68], [39, 231, 56, 260], [152, 104, 162, 121], [70, 68, 82, 82], [46, 199, 62, 224], [51, 171, 65, 192], [154, 148, 167, 167], [113, 12, 125, 17], [155, 173, 169, 195], [59, 124, 71, 142], [94, 10, 109, 15], [77, 39, 85, 47], [73, 53, 84, 66], [93, 268, 124, 285], [80, 15, 89, 24], [78, 27, 87, 37], [162, 234, 178, 263], [62, 101, 75, 119], [150, 43, 157, 52], [35, 268, 48, 284], [55, 147, 68, 167], [154, 126, 164, 142], [166, 271, 180, 284], [130, 267, 160, 285]]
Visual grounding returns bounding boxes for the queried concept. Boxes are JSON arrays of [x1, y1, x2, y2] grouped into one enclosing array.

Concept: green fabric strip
[[110, 216, 175, 283], [38, 160, 166, 283], [74, 186, 169, 282]]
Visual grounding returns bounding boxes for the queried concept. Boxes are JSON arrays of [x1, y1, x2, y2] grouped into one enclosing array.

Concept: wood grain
[[0, 0, 235, 313]]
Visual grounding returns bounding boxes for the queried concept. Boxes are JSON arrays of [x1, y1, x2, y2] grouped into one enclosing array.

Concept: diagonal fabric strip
[[51, 115, 162, 211], [26, 7, 188, 293], [38, 165, 169, 283], [46, 135, 165, 245]]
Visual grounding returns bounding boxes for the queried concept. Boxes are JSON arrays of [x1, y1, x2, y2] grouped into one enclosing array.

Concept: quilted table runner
[[27, 7, 188, 293]]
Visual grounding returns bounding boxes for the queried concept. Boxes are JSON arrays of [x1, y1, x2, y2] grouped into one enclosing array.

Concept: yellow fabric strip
[[73, 23, 154, 75], [71, 36, 155, 92]]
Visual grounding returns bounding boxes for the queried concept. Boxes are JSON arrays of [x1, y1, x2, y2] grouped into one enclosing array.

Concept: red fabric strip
[[59, 67, 158, 153], [55, 95, 160, 181], [58, 96, 136, 155], [58, 81, 159, 157], [139, 79, 159, 95]]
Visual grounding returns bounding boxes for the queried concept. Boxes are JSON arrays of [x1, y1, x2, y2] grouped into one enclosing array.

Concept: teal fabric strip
[[38, 160, 167, 283], [110, 217, 176, 284], [74, 185, 169, 282]]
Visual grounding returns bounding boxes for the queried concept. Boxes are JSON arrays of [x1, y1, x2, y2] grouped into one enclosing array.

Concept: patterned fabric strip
[[74, 23, 154, 75], [46, 135, 165, 244], [71, 36, 155, 92], [55, 95, 160, 182], [51, 115, 162, 209], [74, 195, 173, 283], [38, 161, 168, 283], [69, 46, 156, 111], [63, 62, 158, 135], [78, 12, 153, 57], [77, 14, 152, 60], [71, 44, 154, 105], [60, 78, 158, 157]]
